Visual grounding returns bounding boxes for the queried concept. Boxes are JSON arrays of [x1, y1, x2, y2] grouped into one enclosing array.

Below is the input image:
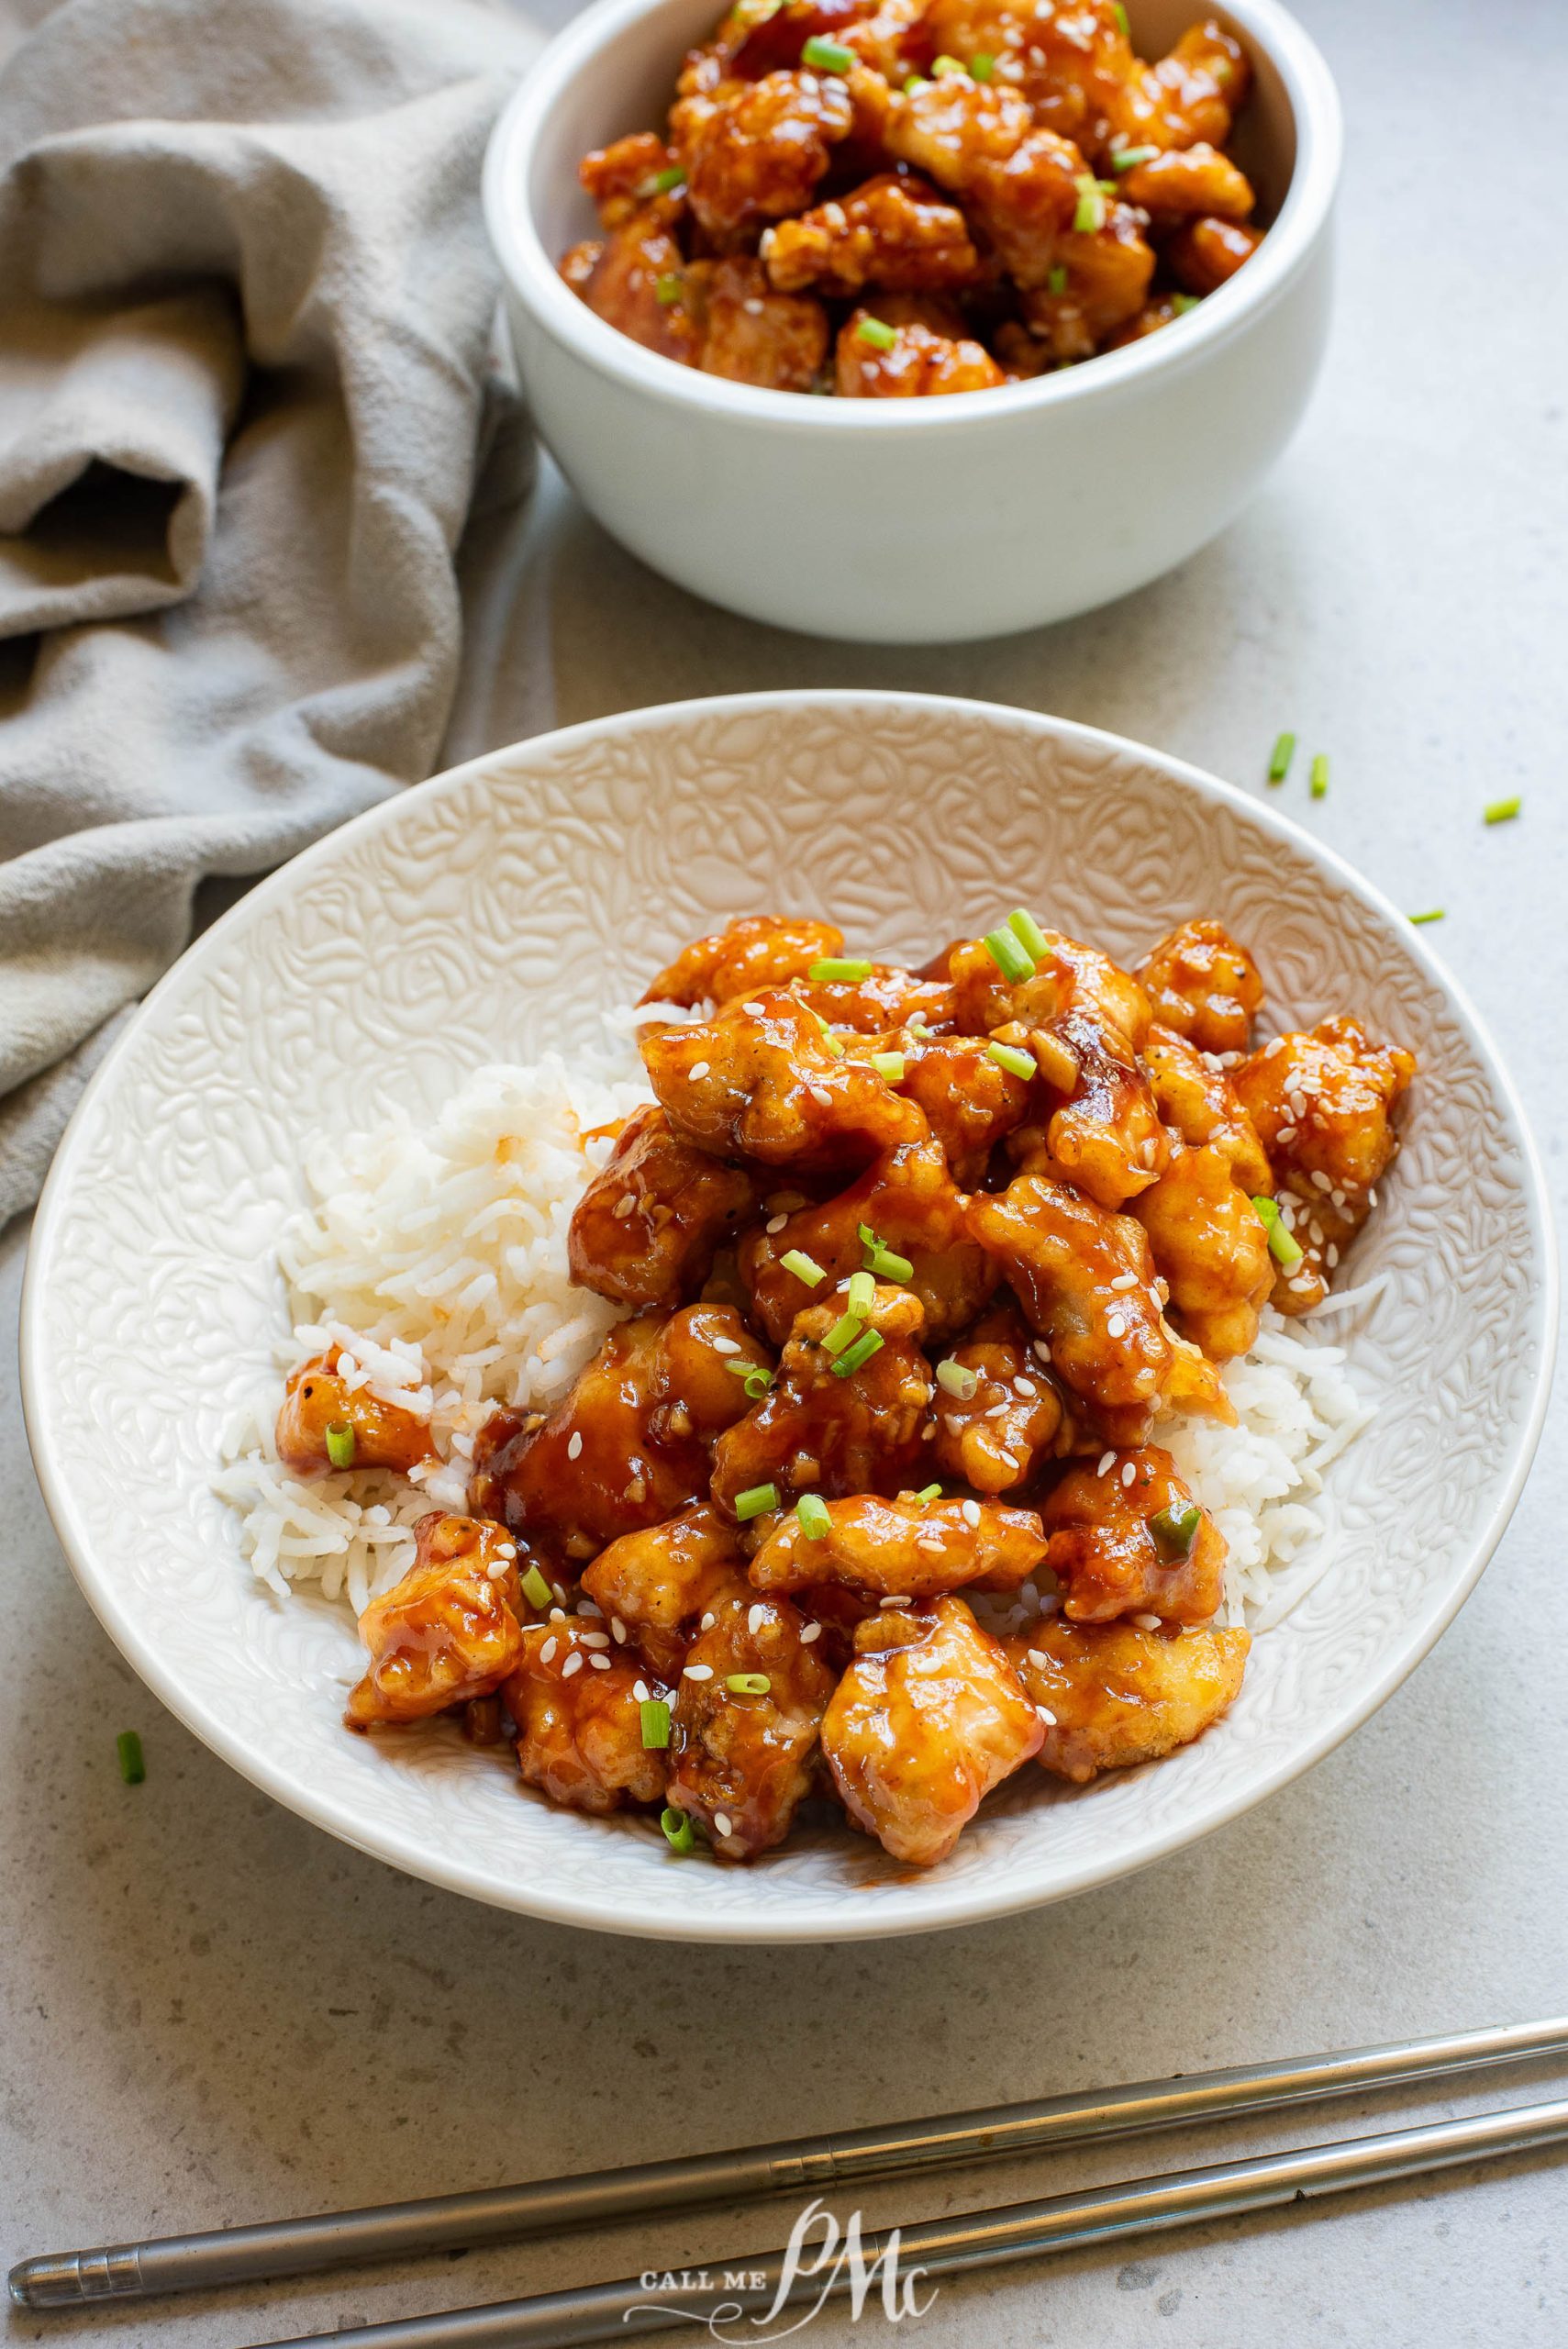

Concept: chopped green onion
[[1309, 752, 1329, 799], [854, 316, 898, 351], [1047, 263, 1068, 295], [904, 72, 929, 91], [660, 1806, 696, 1854], [808, 1009, 846, 1057], [1408, 907, 1446, 925], [726, 1672, 772, 1695], [823, 1310, 865, 1356], [795, 1492, 831, 1539], [808, 956, 873, 983], [870, 1050, 906, 1081], [936, 1358, 979, 1400], [1073, 173, 1106, 234], [116, 1730, 145, 1786], [1267, 729, 1296, 783], [780, 1248, 826, 1287], [984, 924, 1036, 983], [1484, 796, 1521, 824], [801, 33, 856, 71], [653, 164, 687, 193], [969, 50, 994, 78], [1007, 908, 1049, 960], [915, 1483, 942, 1504], [857, 1221, 914, 1282], [1150, 1501, 1202, 1562], [654, 273, 684, 306], [1251, 1194, 1304, 1268], [735, 1482, 780, 1521], [930, 51, 965, 75], [324, 1421, 356, 1468], [1110, 144, 1158, 171], [1096, 178, 1118, 195], [1112, 1, 1129, 33], [725, 1359, 774, 1398], [986, 1041, 1038, 1081], [1170, 291, 1200, 313], [520, 1562, 553, 1612], [640, 1698, 672, 1749], [847, 1268, 876, 1317], [831, 1330, 885, 1379]]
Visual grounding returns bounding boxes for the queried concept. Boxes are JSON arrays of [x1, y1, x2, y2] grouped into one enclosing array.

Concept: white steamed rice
[[217, 1016, 1381, 1632]]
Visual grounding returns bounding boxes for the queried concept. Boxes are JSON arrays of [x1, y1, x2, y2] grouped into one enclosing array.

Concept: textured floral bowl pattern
[[22, 694, 1553, 1943]]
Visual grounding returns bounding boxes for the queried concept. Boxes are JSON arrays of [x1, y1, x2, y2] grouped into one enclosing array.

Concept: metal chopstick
[[10, 2013, 1567, 2310], [245, 2093, 1568, 2349]]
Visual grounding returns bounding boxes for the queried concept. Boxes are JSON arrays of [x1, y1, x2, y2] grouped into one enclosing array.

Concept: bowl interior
[[23, 696, 1551, 1943], [526, 0, 1298, 293]]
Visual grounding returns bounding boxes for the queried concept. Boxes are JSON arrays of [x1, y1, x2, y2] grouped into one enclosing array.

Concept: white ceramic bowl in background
[[484, 0, 1341, 642], [21, 694, 1554, 1943]]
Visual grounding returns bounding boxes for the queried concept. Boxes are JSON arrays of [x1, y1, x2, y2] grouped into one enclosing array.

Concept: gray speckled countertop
[[5, 1, 1568, 2343]]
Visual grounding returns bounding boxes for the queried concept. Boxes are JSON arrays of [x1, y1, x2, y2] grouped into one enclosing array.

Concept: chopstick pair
[[10, 2015, 1568, 2338]]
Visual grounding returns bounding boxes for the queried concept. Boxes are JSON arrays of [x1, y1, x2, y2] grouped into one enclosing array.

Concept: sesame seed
[[1013, 1377, 1036, 1397], [748, 1603, 767, 1636], [700, 1611, 717, 1631], [1027, 1649, 1046, 1665], [766, 1214, 788, 1233], [1330, 1188, 1347, 1211], [613, 1192, 637, 1219], [800, 1622, 822, 1643], [998, 1451, 1019, 1471], [549, 1607, 566, 1622], [1276, 1124, 1297, 1144], [562, 1651, 584, 1678], [1369, 1186, 1379, 1207], [1310, 1170, 1332, 1191], [985, 1400, 1008, 1419], [1326, 1243, 1340, 1267], [1110, 1272, 1138, 1291], [881, 1592, 909, 1606], [633, 1679, 651, 1703], [1121, 1462, 1136, 1487], [1289, 1274, 1316, 1292], [539, 1636, 558, 1664], [580, 1630, 610, 1649], [688, 1060, 710, 1082], [486, 1561, 510, 1580], [962, 1499, 981, 1528], [1132, 1612, 1162, 1631], [711, 1335, 740, 1355], [744, 296, 764, 315], [1106, 1313, 1127, 1339], [743, 1000, 767, 1015], [567, 1431, 583, 1461], [714, 1810, 733, 1837], [917, 1532, 945, 1553], [1096, 1451, 1115, 1476], [589, 1653, 611, 1670], [611, 1617, 627, 1642], [684, 1664, 714, 1682], [921, 1421, 937, 1440], [1036, 1705, 1057, 1725], [808, 1084, 833, 1108], [1033, 1340, 1051, 1363], [1289, 1090, 1307, 1119]]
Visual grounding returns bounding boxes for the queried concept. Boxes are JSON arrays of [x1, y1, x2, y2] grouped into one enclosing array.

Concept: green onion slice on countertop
[[1408, 908, 1446, 925], [1267, 729, 1296, 783], [1309, 752, 1329, 799], [117, 1731, 146, 1785], [1484, 796, 1521, 824]]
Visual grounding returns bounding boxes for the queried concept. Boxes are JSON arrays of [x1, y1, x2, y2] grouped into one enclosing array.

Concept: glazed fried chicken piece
[[684, 255, 829, 390], [275, 1353, 434, 1477], [1011, 1003, 1170, 1208], [967, 1171, 1173, 1443], [742, 1129, 995, 1347], [1041, 1445, 1225, 1624], [561, 214, 701, 364], [919, 0, 1135, 153], [711, 1283, 934, 1509], [582, 1502, 746, 1680], [1234, 1016, 1416, 1314], [836, 309, 1005, 396], [1117, 141, 1253, 224], [728, 0, 883, 79], [642, 913, 843, 1008], [468, 1305, 766, 1557], [1130, 17, 1251, 152], [1141, 1023, 1271, 1186], [762, 173, 984, 295], [880, 1030, 1032, 1187], [1017, 201, 1155, 358], [569, 1105, 762, 1310], [644, 988, 920, 1173], [946, 927, 1152, 1049], [1007, 1618, 1250, 1782], [680, 69, 855, 246], [1166, 215, 1262, 293], [345, 1512, 524, 1729], [506, 1620, 671, 1814], [666, 1585, 837, 1858], [749, 1490, 1048, 1600], [1134, 1141, 1273, 1361], [579, 133, 683, 228], [930, 1298, 1065, 1492], [855, 69, 1084, 290], [822, 1596, 1044, 1865], [1135, 918, 1263, 1057], [792, 960, 955, 1035]]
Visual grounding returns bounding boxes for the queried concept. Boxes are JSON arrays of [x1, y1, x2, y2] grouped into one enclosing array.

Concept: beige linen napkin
[[0, 0, 539, 1223]]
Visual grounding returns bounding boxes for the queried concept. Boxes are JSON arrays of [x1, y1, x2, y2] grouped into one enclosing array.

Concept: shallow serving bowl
[[484, 0, 1341, 641], [22, 693, 1554, 1943]]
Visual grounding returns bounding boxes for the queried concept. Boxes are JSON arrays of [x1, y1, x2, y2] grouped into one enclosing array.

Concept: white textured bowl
[[22, 694, 1554, 1943], [484, 0, 1341, 642]]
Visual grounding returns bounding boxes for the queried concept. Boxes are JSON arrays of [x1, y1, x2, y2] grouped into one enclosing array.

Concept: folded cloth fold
[[0, 0, 539, 1227]]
